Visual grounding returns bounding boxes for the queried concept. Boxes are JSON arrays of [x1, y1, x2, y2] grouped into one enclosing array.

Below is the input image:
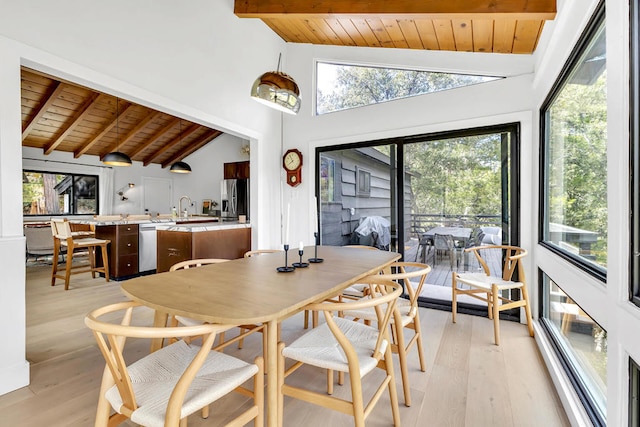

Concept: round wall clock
[[283, 149, 303, 187]]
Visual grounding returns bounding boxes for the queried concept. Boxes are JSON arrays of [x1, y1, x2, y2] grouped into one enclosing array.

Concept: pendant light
[[103, 97, 132, 166], [170, 120, 192, 174], [251, 53, 301, 115]]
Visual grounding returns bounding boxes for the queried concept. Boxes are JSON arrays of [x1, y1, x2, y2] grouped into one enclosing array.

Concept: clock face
[[284, 151, 302, 171]]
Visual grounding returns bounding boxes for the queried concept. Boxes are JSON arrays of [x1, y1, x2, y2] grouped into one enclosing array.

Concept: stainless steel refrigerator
[[221, 178, 249, 220]]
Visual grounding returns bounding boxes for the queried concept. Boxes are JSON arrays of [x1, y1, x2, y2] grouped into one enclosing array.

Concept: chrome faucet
[[179, 196, 192, 218]]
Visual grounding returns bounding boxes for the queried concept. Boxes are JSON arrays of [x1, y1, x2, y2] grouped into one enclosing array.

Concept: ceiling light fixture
[[251, 53, 301, 115], [103, 97, 132, 166], [170, 120, 192, 174]]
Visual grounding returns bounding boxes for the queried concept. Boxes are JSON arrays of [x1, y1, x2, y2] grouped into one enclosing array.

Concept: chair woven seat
[[455, 271, 524, 291], [282, 316, 388, 376], [106, 340, 258, 426]]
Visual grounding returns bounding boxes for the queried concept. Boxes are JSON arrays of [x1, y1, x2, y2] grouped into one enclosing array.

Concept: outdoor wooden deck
[[403, 238, 504, 306]]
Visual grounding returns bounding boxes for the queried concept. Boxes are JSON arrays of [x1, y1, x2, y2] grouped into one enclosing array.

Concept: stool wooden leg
[[89, 247, 97, 278], [100, 244, 110, 282], [51, 240, 60, 286], [64, 249, 73, 290]]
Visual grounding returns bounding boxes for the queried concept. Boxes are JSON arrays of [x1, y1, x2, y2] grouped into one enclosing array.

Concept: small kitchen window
[[356, 167, 371, 197], [23, 170, 99, 216]]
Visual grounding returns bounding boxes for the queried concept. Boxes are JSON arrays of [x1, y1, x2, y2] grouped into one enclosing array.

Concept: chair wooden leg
[[326, 369, 334, 395], [413, 315, 427, 372], [521, 283, 535, 337], [238, 327, 246, 349], [349, 368, 365, 427], [254, 356, 264, 427], [394, 323, 411, 407], [492, 284, 501, 345], [304, 310, 309, 329], [384, 345, 401, 427], [277, 342, 285, 427]]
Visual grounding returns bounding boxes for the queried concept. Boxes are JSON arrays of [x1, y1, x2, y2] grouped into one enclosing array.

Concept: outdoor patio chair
[[433, 233, 457, 270]]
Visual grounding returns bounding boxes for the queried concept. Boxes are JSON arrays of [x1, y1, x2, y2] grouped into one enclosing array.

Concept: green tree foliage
[[547, 72, 607, 265], [405, 134, 502, 219], [317, 64, 496, 114]]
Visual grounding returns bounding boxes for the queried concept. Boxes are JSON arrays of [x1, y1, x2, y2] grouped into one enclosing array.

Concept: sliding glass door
[[316, 123, 519, 312]]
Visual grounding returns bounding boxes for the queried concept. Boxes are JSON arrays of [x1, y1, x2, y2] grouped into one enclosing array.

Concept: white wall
[[2, 2, 635, 424], [22, 133, 248, 217], [0, 0, 285, 395]]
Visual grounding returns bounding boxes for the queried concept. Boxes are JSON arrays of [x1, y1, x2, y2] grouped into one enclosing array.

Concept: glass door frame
[[315, 122, 521, 316]]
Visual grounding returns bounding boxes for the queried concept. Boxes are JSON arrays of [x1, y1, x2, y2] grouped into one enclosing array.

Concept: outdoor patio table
[[118, 245, 400, 427], [420, 226, 472, 265]]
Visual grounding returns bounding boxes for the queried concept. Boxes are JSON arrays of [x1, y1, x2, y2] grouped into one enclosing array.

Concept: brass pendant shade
[[251, 54, 301, 115]]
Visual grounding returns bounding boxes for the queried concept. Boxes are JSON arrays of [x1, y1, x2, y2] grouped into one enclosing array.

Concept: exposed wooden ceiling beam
[[43, 92, 101, 155], [73, 101, 136, 158], [104, 117, 179, 161], [234, 0, 557, 19], [143, 123, 201, 166], [22, 81, 64, 140], [101, 110, 164, 159], [161, 130, 223, 168]]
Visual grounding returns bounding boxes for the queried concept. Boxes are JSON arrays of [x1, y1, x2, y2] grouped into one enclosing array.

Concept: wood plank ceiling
[[21, 68, 222, 168], [234, 0, 557, 54]]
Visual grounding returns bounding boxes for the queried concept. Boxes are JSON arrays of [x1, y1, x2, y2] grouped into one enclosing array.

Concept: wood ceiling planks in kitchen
[[21, 68, 222, 167]]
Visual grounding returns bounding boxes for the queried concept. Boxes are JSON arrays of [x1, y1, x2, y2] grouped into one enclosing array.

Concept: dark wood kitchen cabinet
[[223, 161, 250, 179], [156, 227, 251, 272], [95, 223, 139, 280]]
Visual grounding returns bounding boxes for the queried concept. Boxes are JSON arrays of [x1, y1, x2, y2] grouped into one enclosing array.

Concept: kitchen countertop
[[156, 221, 251, 232], [69, 216, 223, 226]]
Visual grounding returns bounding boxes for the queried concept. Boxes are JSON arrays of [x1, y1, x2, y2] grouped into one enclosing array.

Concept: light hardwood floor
[[0, 262, 570, 427]]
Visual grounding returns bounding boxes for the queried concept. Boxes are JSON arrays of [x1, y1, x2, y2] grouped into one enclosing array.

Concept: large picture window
[[631, 0, 640, 307], [540, 4, 607, 281], [540, 271, 607, 426], [23, 170, 99, 216]]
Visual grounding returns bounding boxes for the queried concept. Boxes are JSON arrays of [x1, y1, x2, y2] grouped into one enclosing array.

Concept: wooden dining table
[[120, 245, 400, 427]]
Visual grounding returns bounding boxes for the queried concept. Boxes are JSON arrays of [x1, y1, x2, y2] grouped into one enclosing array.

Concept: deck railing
[[410, 213, 501, 237]]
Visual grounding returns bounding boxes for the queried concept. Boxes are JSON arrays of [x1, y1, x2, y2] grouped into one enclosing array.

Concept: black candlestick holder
[[276, 244, 295, 272], [308, 232, 324, 263], [293, 248, 309, 268]]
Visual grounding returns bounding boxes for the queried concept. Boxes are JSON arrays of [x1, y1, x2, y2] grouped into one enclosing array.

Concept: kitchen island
[[156, 222, 251, 272], [69, 216, 246, 280]]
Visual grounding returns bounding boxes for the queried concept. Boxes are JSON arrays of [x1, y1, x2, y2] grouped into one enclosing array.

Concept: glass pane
[[74, 176, 97, 214], [543, 21, 607, 271], [316, 62, 501, 115], [404, 130, 508, 296], [542, 273, 607, 421], [318, 146, 396, 251], [23, 170, 98, 215]]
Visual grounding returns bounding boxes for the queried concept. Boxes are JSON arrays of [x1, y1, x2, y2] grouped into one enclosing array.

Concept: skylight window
[[316, 62, 501, 115]]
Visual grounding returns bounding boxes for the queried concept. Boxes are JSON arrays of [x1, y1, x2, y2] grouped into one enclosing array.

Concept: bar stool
[[51, 219, 111, 290]]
